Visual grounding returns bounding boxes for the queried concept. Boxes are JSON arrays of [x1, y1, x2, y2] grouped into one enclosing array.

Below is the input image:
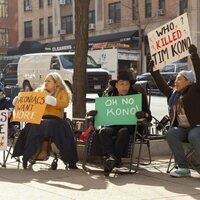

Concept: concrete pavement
[[0, 149, 200, 200]]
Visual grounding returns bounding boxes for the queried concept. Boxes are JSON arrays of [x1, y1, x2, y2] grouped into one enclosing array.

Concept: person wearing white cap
[[149, 44, 200, 177]]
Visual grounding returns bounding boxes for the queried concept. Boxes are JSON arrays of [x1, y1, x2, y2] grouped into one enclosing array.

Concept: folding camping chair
[[0, 122, 21, 168], [166, 143, 200, 174], [72, 81, 153, 174]]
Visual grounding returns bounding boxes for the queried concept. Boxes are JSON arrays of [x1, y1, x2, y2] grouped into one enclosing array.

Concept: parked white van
[[17, 52, 110, 93]]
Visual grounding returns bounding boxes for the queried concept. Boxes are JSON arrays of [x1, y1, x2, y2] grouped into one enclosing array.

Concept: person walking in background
[[149, 44, 200, 177], [99, 70, 152, 176], [13, 72, 78, 169]]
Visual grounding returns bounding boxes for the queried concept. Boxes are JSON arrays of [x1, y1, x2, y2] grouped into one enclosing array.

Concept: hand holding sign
[[12, 92, 47, 124]]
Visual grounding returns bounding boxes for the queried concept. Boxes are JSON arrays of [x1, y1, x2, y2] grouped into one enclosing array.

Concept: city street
[[65, 94, 168, 121]]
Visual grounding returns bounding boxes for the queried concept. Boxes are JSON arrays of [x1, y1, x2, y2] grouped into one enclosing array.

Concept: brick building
[[0, 0, 18, 55], [16, 0, 199, 72]]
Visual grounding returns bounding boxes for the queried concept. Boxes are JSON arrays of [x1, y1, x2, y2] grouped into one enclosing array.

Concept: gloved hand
[[12, 96, 19, 106], [136, 111, 148, 119], [86, 110, 98, 117], [148, 60, 155, 72], [45, 95, 57, 106], [188, 44, 197, 55]]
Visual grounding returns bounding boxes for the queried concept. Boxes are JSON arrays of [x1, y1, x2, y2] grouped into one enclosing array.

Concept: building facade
[[0, 0, 18, 55], [17, 0, 199, 72]]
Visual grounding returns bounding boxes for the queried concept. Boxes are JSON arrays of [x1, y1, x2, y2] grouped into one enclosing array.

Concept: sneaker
[[170, 168, 191, 177]]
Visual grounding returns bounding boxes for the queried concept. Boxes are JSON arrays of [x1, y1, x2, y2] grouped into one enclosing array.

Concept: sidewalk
[[0, 153, 200, 200]]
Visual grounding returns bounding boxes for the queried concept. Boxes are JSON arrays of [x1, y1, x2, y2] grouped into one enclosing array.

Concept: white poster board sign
[[0, 110, 8, 150], [148, 13, 192, 70]]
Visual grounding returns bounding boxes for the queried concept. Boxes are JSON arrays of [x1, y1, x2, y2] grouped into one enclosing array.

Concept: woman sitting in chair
[[149, 45, 200, 177], [99, 70, 152, 176], [13, 72, 78, 169]]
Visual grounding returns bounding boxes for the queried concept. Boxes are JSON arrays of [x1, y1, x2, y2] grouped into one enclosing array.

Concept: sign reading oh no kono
[[12, 92, 47, 124], [95, 94, 142, 126]]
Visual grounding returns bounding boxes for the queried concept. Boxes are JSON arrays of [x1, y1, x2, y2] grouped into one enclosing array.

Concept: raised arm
[[149, 60, 173, 98], [188, 44, 200, 85]]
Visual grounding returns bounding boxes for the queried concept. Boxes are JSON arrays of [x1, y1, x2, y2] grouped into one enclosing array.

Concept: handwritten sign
[[12, 92, 46, 124], [148, 13, 192, 70], [95, 94, 142, 126], [0, 110, 8, 150]]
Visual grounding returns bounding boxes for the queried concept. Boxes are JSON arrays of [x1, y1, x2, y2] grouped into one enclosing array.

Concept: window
[[61, 15, 73, 34], [145, 0, 152, 18], [0, 0, 8, 18], [179, 0, 188, 14], [159, 0, 165, 9], [48, 16, 53, 35], [158, 0, 165, 16], [0, 28, 8, 47], [108, 2, 121, 23], [66, 0, 72, 4], [24, 0, 32, 11], [48, 0, 52, 6], [132, 0, 138, 20], [24, 21, 32, 38], [39, 18, 44, 36], [39, 0, 43, 8], [89, 10, 95, 24]]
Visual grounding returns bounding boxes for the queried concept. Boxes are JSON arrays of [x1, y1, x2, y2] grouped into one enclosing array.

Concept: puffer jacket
[[151, 53, 200, 127]]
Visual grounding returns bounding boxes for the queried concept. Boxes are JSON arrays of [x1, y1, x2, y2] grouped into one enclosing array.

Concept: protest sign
[[12, 92, 46, 124], [148, 13, 191, 70], [95, 94, 142, 126], [0, 110, 8, 150]]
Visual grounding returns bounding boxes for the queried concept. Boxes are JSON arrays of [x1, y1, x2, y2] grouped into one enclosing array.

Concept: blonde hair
[[41, 72, 72, 102]]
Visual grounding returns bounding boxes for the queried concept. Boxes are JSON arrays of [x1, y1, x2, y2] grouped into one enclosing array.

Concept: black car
[[137, 63, 188, 95], [0, 63, 18, 86]]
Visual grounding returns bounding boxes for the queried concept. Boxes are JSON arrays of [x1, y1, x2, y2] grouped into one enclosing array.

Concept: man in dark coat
[[99, 71, 152, 176], [149, 44, 200, 177]]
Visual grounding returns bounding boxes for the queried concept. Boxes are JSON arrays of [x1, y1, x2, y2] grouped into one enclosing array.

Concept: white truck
[[17, 52, 110, 94], [89, 48, 140, 79]]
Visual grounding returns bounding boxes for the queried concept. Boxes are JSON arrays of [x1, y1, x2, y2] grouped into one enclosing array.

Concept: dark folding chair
[[0, 122, 21, 168], [166, 143, 200, 174]]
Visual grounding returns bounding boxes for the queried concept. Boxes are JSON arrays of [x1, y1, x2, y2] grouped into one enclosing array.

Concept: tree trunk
[[73, 0, 90, 118]]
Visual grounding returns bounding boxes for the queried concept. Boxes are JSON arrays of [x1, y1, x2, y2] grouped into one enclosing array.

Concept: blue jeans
[[166, 126, 200, 168]]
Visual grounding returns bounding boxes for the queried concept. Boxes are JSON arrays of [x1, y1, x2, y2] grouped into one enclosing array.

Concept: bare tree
[[73, 0, 90, 118]]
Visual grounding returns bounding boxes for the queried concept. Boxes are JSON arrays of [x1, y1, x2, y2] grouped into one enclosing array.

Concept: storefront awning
[[44, 30, 139, 52]]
